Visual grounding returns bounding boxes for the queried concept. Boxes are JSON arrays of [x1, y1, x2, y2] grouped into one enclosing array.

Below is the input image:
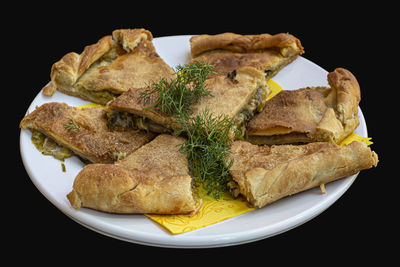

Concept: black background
[[10, 2, 393, 263]]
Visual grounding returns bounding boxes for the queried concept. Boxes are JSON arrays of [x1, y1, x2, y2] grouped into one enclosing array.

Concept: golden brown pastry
[[20, 102, 156, 163], [246, 68, 361, 145], [106, 66, 270, 139], [228, 140, 378, 208], [42, 29, 176, 105], [67, 134, 197, 214], [190, 32, 304, 78]]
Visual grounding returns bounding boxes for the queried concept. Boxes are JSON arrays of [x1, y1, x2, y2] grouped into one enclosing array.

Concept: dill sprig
[[139, 61, 215, 116], [175, 110, 235, 199], [63, 118, 80, 133]]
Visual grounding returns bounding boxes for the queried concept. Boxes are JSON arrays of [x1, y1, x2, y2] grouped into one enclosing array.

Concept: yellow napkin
[[146, 187, 254, 234], [75, 103, 104, 109], [339, 133, 373, 146], [266, 79, 284, 100]]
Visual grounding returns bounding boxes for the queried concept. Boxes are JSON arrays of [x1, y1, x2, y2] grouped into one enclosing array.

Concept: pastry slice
[[190, 32, 304, 78], [228, 140, 378, 208], [20, 102, 156, 163], [246, 68, 361, 145], [67, 134, 197, 214], [42, 29, 176, 105], [106, 66, 270, 139]]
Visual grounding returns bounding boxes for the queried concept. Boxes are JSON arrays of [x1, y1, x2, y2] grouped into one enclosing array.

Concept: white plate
[[19, 35, 368, 248]]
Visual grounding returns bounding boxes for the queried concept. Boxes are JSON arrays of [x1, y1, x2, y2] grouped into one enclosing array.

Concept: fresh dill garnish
[[61, 162, 66, 172], [140, 61, 235, 199], [175, 110, 235, 199], [63, 118, 80, 133], [139, 61, 215, 116]]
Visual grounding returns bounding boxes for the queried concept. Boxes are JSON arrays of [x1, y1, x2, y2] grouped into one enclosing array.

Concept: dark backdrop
[[11, 3, 392, 263]]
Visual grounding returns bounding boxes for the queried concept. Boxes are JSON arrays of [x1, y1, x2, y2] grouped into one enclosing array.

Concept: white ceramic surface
[[19, 35, 368, 248]]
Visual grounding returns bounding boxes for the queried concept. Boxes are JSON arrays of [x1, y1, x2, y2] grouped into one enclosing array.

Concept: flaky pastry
[[228, 140, 378, 208], [20, 102, 156, 163], [43, 29, 175, 105], [190, 32, 304, 78], [246, 68, 361, 145], [67, 134, 197, 214]]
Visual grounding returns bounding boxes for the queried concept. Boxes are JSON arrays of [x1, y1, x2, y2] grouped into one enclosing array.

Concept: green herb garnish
[[139, 61, 215, 116], [61, 162, 66, 172], [175, 110, 235, 199], [63, 118, 80, 133]]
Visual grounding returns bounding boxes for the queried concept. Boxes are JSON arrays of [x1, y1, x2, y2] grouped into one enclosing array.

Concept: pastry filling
[[70, 47, 125, 105], [246, 132, 317, 145], [263, 58, 292, 79], [31, 130, 129, 163], [107, 110, 171, 133], [73, 86, 119, 105], [232, 86, 268, 139], [31, 130, 73, 161]]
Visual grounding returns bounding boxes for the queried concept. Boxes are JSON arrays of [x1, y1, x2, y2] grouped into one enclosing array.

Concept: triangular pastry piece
[[190, 32, 304, 78], [246, 68, 361, 145], [20, 102, 156, 163], [228, 140, 378, 208], [67, 134, 197, 214], [42, 29, 176, 105], [106, 66, 270, 139]]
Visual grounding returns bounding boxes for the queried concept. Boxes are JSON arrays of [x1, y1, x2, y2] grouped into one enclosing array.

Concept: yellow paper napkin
[[146, 187, 254, 234], [266, 79, 284, 100], [339, 132, 373, 146], [75, 103, 104, 109]]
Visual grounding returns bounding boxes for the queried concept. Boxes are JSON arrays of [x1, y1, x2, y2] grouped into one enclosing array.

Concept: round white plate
[[20, 35, 367, 248]]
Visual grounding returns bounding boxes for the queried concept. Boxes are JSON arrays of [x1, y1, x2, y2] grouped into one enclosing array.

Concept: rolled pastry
[[190, 32, 304, 78], [228, 140, 378, 208], [67, 134, 197, 214]]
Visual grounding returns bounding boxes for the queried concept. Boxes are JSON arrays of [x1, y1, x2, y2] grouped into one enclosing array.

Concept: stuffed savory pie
[[190, 32, 304, 78], [42, 29, 175, 105], [246, 68, 361, 145], [67, 134, 197, 214], [228, 140, 378, 208], [20, 102, 156, 163]]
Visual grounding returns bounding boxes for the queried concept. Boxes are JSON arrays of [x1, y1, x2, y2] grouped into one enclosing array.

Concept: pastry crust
[[67, 134, 197, 214], [43, 29, 175, 104], [190, 32, 304, 78], [246, 68, 361, 144], [107, 66, 269, 138], [20, 102, 156, 163], [228, 140, 378, 208]]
